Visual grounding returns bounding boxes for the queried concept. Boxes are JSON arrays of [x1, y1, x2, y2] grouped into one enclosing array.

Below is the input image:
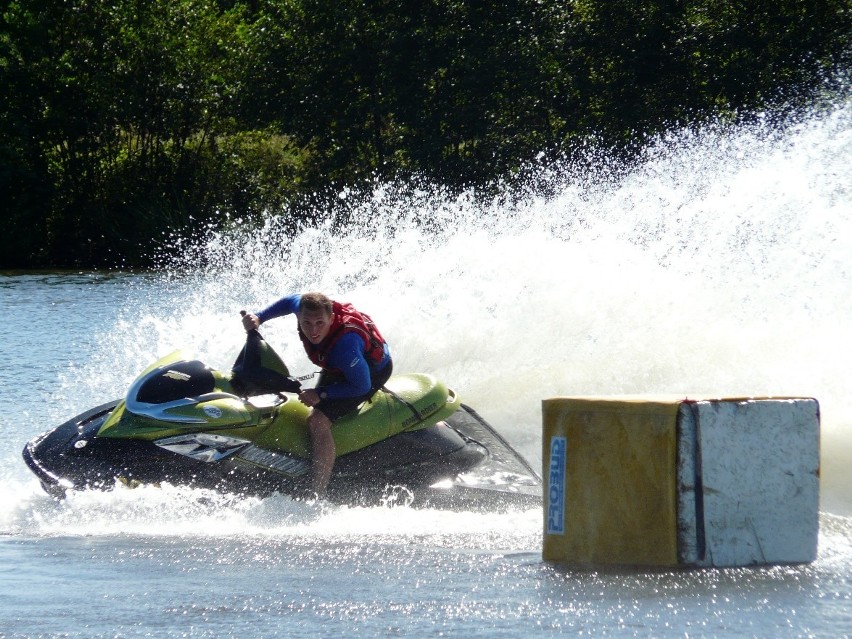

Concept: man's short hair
[[300, 292, 333, 315]]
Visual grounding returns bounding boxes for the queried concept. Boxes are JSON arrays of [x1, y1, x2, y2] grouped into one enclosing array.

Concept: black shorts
[[314, 360, 393, 422]]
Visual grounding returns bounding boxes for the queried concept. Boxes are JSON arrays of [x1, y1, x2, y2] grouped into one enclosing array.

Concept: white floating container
[[542, 397, 820, 567]]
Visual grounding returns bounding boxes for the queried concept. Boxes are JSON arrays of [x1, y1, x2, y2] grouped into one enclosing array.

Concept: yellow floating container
[[542, 396, 819, 567]]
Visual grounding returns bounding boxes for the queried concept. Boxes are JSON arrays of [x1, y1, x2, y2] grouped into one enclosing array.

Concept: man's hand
[[242, 313, 260, 331], [299, 389, 321, 407]]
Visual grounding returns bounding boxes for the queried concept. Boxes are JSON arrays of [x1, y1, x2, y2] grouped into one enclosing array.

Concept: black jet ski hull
[[23, 402, 538, 508]]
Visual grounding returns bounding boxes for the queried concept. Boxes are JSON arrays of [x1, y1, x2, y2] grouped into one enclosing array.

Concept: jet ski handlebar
[[232, 310, 302, 396]]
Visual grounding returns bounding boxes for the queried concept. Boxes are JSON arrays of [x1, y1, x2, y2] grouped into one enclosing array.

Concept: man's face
[[298, 308, 333, 344]]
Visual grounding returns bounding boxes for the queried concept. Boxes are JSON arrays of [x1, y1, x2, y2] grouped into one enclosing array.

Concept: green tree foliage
[[1, 0, 849, 268], [250, 0, 573, 183], [1, 0, 306, 267]]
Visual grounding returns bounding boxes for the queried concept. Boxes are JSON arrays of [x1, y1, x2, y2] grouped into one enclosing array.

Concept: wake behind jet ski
[[23, 322, 541, 510]]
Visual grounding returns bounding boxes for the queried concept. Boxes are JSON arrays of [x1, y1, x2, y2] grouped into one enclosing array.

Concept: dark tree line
[[1, 0, 849, 268]]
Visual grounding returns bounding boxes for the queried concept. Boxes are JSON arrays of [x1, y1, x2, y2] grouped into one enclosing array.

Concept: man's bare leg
[[306, 409, 335, 496]]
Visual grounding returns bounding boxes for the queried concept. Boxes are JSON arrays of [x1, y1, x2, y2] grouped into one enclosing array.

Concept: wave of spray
[[0, 478, 540, 545], [62, 93, 852, 516]]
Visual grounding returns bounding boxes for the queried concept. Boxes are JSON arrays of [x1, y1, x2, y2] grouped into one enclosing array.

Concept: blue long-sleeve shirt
[[255, 294, 390, 400]]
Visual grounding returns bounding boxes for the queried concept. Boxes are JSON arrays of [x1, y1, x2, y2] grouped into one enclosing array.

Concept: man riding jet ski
[[242, 292, 393, 497], [22, 301, 541, 509]]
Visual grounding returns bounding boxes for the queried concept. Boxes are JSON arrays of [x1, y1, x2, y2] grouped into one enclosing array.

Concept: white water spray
[[63, 95, 852, 518]]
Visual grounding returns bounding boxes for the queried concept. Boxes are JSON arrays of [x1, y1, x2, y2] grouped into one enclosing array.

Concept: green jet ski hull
[[23, 330, 542, 509]]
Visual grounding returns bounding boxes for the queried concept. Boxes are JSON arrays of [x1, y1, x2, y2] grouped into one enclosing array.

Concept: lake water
[[2, 96, 852, 637]]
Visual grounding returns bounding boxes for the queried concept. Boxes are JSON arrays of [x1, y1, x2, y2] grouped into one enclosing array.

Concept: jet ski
[[23, 322, 541, 510]]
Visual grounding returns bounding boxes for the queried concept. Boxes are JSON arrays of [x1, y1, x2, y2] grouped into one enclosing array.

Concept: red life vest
[[298, 301, 387, 372]]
